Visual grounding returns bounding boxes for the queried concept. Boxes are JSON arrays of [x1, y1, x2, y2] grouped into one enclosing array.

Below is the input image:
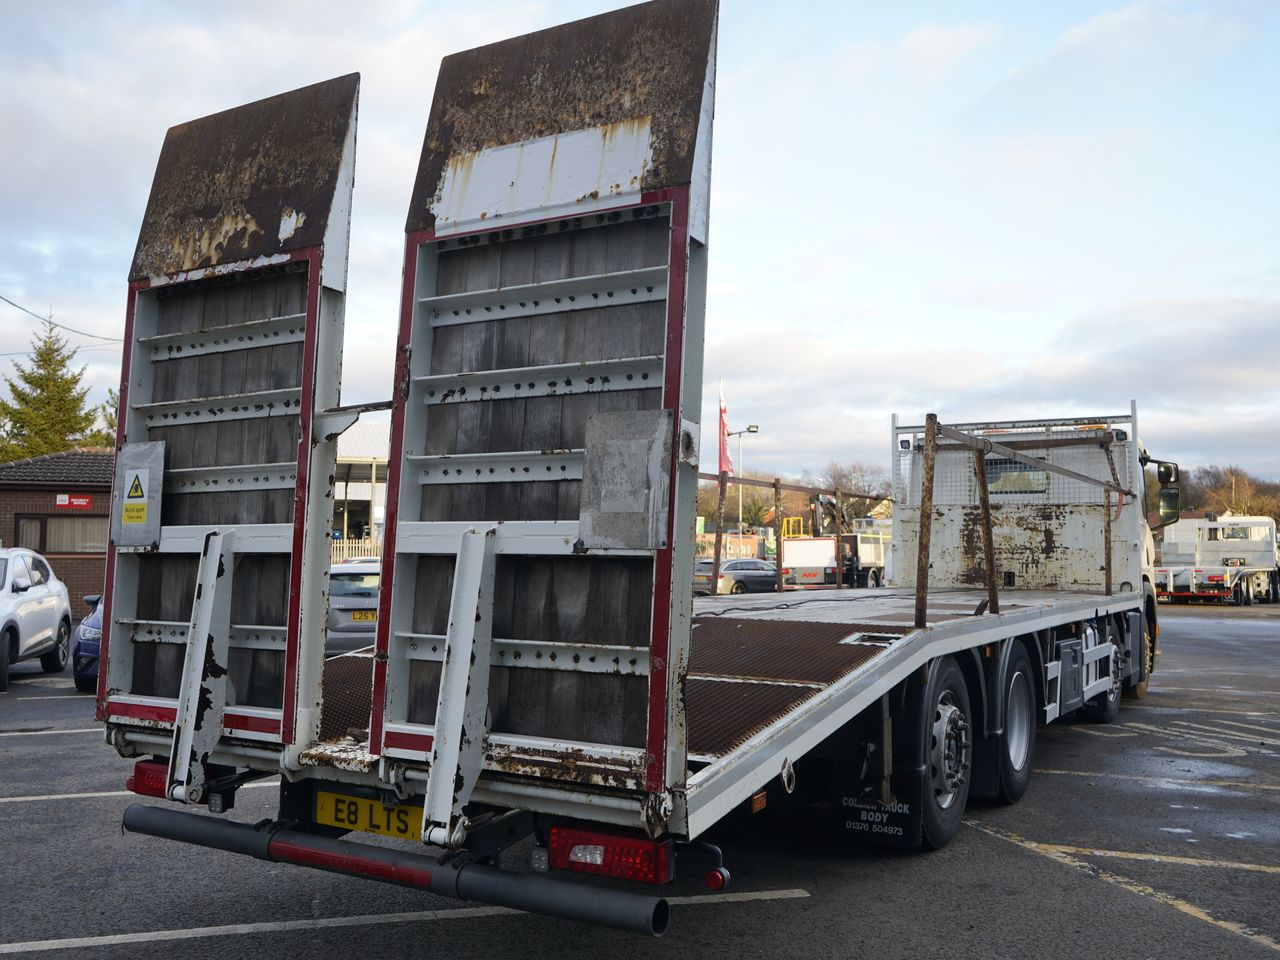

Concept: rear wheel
[[995, 644, 1036, 803], [41, 620, 70, 673], [921, 657, 973, 849], [74, 675, 96, 693], [867, 569, 880, 589], [730, 581, 747, 595]]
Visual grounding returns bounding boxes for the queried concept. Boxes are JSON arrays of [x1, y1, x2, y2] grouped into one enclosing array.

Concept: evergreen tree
[[83, 386, 120, 448], [0, 321, 98, 461]]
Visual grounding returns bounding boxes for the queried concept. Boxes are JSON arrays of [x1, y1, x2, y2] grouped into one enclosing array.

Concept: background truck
[[779, 527, 887, 587], [98, 0, 1181, 938], [1155, 515, 1279, 604]]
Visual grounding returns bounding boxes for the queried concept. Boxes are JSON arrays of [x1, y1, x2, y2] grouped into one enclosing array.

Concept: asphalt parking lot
[[2, 604, 1277, 959]]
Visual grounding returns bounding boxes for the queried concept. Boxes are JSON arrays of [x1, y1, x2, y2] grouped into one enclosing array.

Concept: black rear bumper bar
[[123, 804, 668, 936]]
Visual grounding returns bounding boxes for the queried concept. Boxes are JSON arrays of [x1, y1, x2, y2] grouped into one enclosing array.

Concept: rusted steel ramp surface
[[683, 588, 1110, 762], [101, 75, 359, 802], [685, 616, 892, 759], [373, 0, 717, 839]]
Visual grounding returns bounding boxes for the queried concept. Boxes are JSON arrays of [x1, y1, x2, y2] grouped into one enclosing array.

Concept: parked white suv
[[0, 547, 73, 691]]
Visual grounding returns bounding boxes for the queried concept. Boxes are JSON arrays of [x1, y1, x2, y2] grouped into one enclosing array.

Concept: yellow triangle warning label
[[127, 474, 145, 499]]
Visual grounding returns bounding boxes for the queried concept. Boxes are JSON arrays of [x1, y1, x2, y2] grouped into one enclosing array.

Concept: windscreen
[[330, 573, 379, 597]]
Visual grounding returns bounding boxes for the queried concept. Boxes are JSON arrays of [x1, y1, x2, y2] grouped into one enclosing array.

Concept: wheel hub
[[930, 692, 971, 809]]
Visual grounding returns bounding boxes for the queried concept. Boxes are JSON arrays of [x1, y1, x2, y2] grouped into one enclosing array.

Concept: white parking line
[[0, 782, 277, 804], [1034, 769, 1280, 793], [971, 822, 1280, 953], [0, 728, 100, 738], [0, 888, 810, 954], [10, 695, 87, 702]]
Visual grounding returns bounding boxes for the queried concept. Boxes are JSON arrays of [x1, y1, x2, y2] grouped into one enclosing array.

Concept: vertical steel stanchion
[[774, 478, 784, 593], [973, 449, 1000, 614], [914, 414, 939, 629]]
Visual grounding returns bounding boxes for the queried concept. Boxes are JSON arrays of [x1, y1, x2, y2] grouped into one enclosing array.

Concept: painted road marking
[[1170, 720, 1280, 747], [1128, 705, 1277, 719], [1212, 718, 1280, 735], [1155, 686, 1280, 698], [9, 695, 89, 702], [1034, 769, 1280, 793], [1035, 845, 1280, 875], [0, 889, 811, 954], [0, 782, 277, 804], [0, 728, 100, 738], [970, 822, 1280, 953]]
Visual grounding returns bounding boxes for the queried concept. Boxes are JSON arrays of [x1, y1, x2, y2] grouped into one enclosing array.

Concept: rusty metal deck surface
[[689, 617, 889, 684], [406, 0, 716, 232], [685, 679, 818, 759], [317, 652, 374, 742], [683, 587, 1119, 760], [684, 616, 892, 757], [131, 73, 359, 280]]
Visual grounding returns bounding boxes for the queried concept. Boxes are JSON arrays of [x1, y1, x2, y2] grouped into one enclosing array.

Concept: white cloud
[[972, 1, 1247, 128], [898, 23, 1001, 87]]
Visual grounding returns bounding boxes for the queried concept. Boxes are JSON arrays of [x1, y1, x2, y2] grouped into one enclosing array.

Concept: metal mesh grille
[[686, 679, 818, 758], [685, 617, 895, 758], [318, 653, 374, 742], [689, 617, 890, 684], [893, 425, 1132, 508]]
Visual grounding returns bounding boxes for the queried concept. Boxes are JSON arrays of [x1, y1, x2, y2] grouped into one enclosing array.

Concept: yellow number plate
[[314, 790, 421, 841], [351, 610, 377, 622]]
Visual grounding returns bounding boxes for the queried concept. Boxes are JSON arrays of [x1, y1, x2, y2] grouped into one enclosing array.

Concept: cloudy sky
[[2, 0, 1276, 478]]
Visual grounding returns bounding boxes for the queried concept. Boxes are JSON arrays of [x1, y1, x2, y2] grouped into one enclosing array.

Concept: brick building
[[0, 449, 115, 606]]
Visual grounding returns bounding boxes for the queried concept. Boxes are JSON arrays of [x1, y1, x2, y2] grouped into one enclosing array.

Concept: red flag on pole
[[718, 382, 733, 475]]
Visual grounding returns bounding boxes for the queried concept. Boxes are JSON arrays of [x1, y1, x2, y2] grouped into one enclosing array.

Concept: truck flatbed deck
[[304, 586, 1132, 781]]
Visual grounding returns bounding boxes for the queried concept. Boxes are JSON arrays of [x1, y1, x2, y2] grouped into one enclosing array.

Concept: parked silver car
[[0, 547, 73, 691], [692, 558, 779, 596], [328, 560, 380, 654]]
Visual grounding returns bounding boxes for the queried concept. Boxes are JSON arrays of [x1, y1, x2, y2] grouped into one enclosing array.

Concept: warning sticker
[[122, 469, 149, 525]]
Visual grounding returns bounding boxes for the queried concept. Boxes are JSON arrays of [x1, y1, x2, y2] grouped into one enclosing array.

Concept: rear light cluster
[[126, 759, 168, 798], [780, 568, 790, 576], [548, 826, 673, 884], [1205, 575, 1225, 583]]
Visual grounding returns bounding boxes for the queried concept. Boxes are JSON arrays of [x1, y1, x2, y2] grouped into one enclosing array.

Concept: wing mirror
[[1148, 459, 1181, 531], [11, 577, 31, 594], [83, 593, 102, 610]]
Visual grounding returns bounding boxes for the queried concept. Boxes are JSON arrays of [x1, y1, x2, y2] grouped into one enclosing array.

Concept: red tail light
[[781, 568, 790, 575], [547, 826, 673, 884], [126, 759, 168, 798], [1206, 575, 1224, 583]]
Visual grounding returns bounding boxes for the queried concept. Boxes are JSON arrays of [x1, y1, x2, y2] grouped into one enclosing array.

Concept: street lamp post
[[726, 424, 759, 553]]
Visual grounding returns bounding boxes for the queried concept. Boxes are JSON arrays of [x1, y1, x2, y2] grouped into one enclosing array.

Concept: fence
[[330, 537, 381, 564]]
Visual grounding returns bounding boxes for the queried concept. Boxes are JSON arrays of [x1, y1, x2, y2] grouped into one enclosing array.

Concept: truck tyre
[[1085, 622, 1123, 723], [1124, 617, 1154, 700], [921, 656, 973, 849], [867, 570, 880, 589], [40, 620, 71, 673], [995, 644, 1037, 804]]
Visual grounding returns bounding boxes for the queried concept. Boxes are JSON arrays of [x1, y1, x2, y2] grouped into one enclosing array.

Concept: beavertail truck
[[99, 1, 1180, 938], [1155, 515, 1279, 605]]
